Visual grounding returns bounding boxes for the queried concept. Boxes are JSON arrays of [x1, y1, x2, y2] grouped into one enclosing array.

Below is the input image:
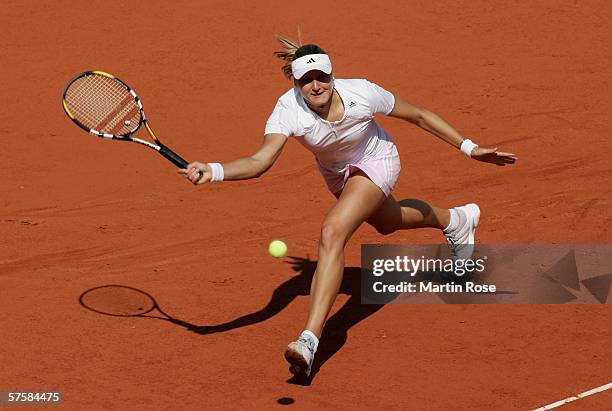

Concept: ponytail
[[273, 34, 328, 79]]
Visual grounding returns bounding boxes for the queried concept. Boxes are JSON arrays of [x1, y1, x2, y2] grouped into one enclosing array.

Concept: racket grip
[[159, 145, 189, 169]]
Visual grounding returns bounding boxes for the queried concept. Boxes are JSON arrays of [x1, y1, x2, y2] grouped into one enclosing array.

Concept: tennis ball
[[124, 120, 131, 126], [268, 240, 288, 258]]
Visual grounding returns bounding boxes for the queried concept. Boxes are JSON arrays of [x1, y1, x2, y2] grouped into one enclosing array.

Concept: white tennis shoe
[[443, 203, 480, 260], [285, 335, 316, 379]]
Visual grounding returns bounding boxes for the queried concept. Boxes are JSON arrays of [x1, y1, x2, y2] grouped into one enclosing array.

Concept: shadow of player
[[188, 256, 394, 385]]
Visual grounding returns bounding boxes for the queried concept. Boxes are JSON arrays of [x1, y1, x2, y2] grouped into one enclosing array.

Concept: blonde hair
[[273, 35, 302, 79], [274, 31, 329, 80]]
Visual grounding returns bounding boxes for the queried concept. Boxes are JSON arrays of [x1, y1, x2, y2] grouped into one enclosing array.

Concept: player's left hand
[[471, 147, 517, 166]]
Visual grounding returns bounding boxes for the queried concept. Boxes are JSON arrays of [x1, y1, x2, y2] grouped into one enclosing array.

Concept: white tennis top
[[264, 79, 396, 172]]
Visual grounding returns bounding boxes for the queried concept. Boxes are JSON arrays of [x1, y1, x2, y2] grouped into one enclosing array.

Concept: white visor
[[291, 54, 333, 80]]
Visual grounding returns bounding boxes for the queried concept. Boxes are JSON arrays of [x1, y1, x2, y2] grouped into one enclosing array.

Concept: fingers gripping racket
[[62, 71, 189, 168]]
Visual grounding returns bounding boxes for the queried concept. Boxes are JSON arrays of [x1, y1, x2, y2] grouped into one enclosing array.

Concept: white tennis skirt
[[316, 144, 401, 197]]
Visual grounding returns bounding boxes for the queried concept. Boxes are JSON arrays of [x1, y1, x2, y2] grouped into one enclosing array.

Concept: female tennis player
[[180, 37, 517, 379]]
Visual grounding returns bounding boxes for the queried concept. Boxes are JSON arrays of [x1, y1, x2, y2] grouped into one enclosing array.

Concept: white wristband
[[460, 139, 478, 157], [207, 162, 224, 182]]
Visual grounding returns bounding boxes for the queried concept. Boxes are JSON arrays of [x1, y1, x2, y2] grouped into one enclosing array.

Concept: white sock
[[300, 330, 319, 353], [444, 207, 466, 233]]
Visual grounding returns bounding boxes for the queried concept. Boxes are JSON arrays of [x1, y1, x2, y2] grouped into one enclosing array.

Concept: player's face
[[295, 70, 333, 107]]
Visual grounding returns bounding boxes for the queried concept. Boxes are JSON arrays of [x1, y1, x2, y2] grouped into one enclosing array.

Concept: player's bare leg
[[366, 196, 481, 260], [366, 196, 450, 233], [285, 171, 385, 378]]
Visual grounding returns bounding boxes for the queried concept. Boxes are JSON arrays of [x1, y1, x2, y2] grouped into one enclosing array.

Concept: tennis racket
[[62, 70, 190, 169]]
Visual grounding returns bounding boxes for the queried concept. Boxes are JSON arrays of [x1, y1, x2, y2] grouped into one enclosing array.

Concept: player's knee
[[320, 221, 347, 251]]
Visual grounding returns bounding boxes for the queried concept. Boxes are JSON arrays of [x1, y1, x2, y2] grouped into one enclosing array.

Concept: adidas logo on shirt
[[306, 58, 316, 64], [349, 101, 356, 108]]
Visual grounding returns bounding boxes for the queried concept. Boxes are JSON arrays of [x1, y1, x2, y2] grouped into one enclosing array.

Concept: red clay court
[[1, 1, 610, 409]]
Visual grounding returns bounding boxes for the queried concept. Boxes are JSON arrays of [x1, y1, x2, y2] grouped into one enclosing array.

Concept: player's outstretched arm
[[388, 95, 517, 166], [179, 133, 288, 185]]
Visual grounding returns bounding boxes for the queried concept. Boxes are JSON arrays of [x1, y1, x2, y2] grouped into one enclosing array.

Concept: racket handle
[[159, 145, 189, 168]]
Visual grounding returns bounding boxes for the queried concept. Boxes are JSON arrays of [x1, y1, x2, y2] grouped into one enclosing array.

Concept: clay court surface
[[1, 0, 610, 409]]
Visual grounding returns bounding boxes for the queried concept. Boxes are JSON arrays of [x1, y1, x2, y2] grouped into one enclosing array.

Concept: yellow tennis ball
[[268, 240, 288, 258]]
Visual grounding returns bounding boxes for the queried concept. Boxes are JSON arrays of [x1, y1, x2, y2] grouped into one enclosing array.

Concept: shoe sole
[[449, 203, 480, 262], [463, 203, 480, 244], [285, 347, 311, 378]]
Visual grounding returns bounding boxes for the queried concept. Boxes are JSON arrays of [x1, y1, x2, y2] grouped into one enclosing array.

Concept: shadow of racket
[[79, 284, 196, 329]]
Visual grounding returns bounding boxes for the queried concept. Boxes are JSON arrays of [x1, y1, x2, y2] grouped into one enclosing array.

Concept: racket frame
[[62, 70, 189, 168]]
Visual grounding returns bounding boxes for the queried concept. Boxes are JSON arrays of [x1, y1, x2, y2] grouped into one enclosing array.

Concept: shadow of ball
[[277, 397, 295, 405]]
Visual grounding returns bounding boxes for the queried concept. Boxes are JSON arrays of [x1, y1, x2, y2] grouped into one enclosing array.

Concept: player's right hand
[[179, 162, 211, 185]]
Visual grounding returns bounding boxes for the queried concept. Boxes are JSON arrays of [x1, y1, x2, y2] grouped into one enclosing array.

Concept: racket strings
[[64, 74, 141, 136], [66, 75, 126, 126]]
